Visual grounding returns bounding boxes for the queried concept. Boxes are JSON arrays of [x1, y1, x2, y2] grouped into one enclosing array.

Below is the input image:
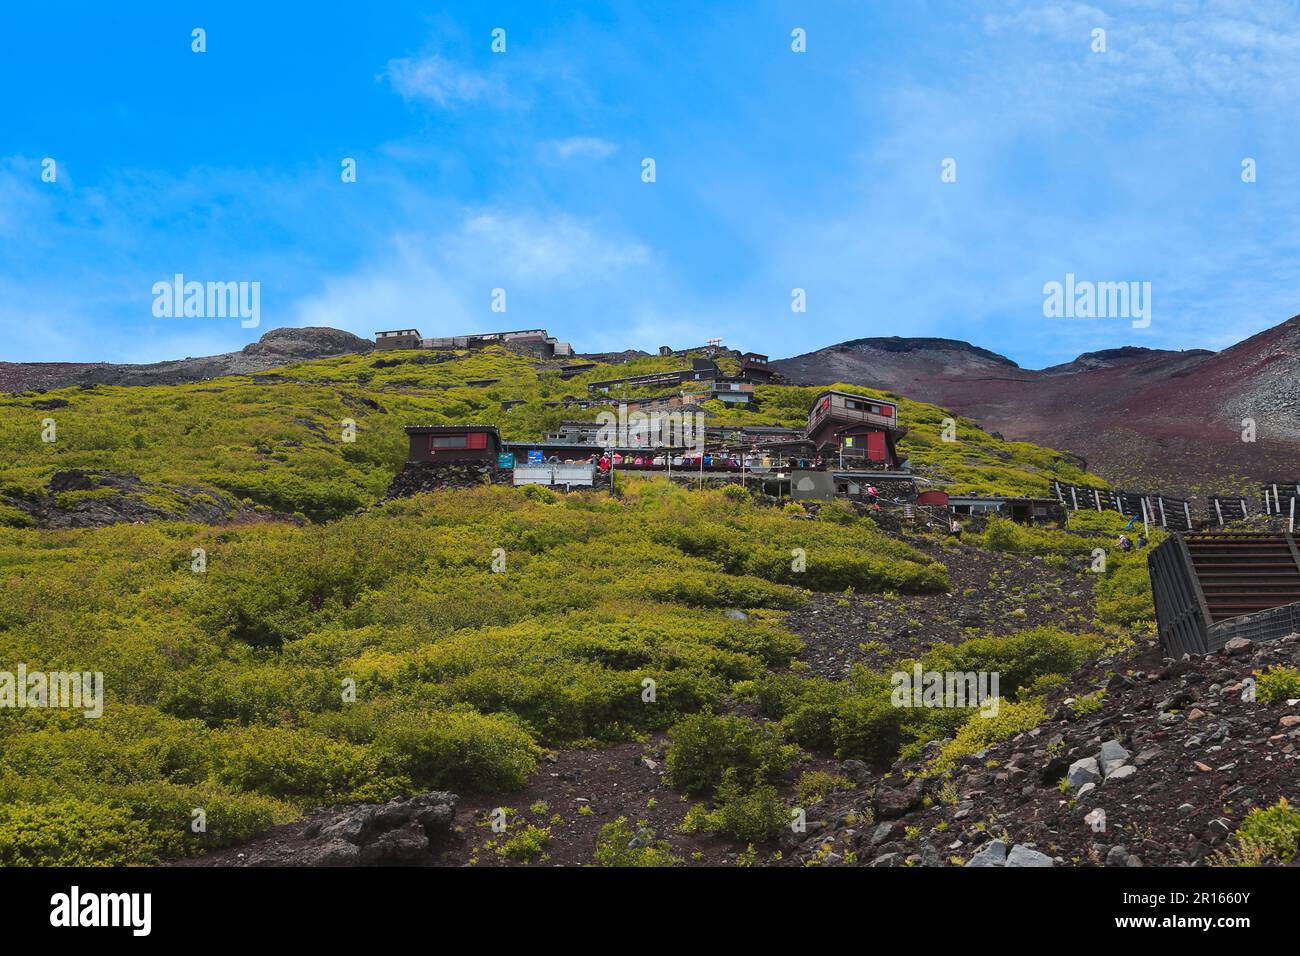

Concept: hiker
[[950, 518, 962, 540], [597, 454, 610, 473], [1136, 532, 1148, 548], [1118, 534, 1132, 552], [866, 484, 879, 504]]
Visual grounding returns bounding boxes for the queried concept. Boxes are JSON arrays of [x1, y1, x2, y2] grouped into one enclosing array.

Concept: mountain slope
[[0, 327, 374, 392], [773, 316, 1300, 496]]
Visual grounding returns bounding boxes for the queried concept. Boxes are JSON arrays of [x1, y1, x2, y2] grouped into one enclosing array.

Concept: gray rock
[[358, 822, 429, 865], [1224, 637, 1253, 656], [298, 838, 362, 867], [1105, 765, 1137, 784], [869, 822, 896, 846], [1099, 740, 1130, 776], [1134, 747, 1162, 767], [321, 809, 375, 844], [1006, 844, 1055, 867], [1067, 757, 1101, 789], [1105, 845, 1131, 867], [872, 777, 924, 819], [965, 839, 1007, 867], [841, 759, 871, 784], [723, 609, 749, 621]]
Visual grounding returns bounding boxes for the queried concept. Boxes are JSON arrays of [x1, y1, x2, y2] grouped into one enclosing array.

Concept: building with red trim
[[404, 425, 502, 464]]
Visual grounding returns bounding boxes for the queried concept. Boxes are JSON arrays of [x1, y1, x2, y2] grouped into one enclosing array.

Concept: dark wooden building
[[740, 352, 774, 384], [376, 329, 423, 350], [805, 390, 908, 468], [404, 425, 502, 464]]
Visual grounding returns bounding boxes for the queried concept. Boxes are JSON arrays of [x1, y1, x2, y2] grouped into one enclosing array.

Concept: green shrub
[[793, 770, 852, 806], [830, 693, 909, 765], [666, 713, 798, 795], [372, 710, 541, 792], [213, 727, 402, 804], [1224, 798, 1300, 865], [921, 628, 1105, 697], [0, 799, 158, 866], [593, 817, 682, 867], [930, 698, 1046, 773], [1070, 690, 1106, 716], [721, 484, 751, 502], [682, 770, 789, 842], [1256, 666, 1300, 705], [497, 824, 551, 863]]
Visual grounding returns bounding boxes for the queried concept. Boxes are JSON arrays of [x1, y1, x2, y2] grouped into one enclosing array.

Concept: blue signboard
[[527, 449, 544, 464]]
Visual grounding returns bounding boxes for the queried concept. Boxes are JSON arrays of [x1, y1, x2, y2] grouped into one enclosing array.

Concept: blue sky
[[3, 0, 1299, 367]]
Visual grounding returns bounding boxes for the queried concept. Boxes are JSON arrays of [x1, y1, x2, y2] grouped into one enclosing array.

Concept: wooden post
[[1215, 499, 1224, 526], [1141, 497, 1150, 536], [1094, 488, 1102, 512], [1241, 497, 1248, 517], [1071, 487, 1079, 511], [1157, 496, 1167, 528], [1292, 496, 1296, 535], [1183, 500, 1192, 530]]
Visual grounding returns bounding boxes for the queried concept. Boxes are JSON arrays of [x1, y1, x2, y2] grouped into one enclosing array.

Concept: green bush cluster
[[1224, 798, 1300, 866], [972, 517, 1159, 628], [747, 627, 1103, 767], [1256, 666, 1300, 705], [681, 770, 790, 843], [665, 712, 799, 795], [593, 817, 682, 867], [1, 477, 936, 862]]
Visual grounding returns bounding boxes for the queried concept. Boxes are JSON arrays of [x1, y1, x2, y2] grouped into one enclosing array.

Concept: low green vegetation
[[1223, 798, 1300, 866], [1255, 666, 1300, 705], [971, 516, 1160, 629], [740, 626, 1104, 767], [0, 478, 946, 863], [681, 770, 791, 842], [0, 347, 1106, 525], [593, 817, 682, 867], [0, 344, 1127, 863]]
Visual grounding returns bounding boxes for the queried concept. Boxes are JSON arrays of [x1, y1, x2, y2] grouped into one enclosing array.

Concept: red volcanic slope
[[772, 317, 1300, 496]]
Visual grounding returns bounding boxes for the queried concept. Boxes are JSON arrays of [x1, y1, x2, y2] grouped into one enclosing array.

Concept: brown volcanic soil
[[773, 317, 1300, 499], [797, 633, 1300, 868], [786, 536, 1096, 679]]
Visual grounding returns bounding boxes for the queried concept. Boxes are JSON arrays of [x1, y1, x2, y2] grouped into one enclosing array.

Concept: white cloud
[[384, 53, 501, 107], [290, 212, 652, 341], [542, 136, 618, 161]]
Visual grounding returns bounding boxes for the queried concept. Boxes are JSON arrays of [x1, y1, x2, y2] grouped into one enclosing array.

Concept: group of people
[[1117, 532, 1149, 551], [590, 450, 823, 472]]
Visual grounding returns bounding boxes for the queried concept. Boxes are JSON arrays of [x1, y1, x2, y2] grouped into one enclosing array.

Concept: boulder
[[1104, 765, 1137, 784], [965, 839, 1008, 867], [1067, 757, 1101, 789], [1006, 845, 1055, 867], [1224, 637, 1253, 656], [872, 778, 924, 820], [1099, 740, 1130, 777]]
